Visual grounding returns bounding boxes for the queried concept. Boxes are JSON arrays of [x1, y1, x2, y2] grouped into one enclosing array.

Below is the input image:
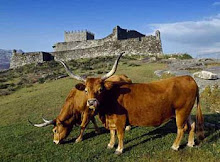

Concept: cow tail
[[196, 88, 205, 140]]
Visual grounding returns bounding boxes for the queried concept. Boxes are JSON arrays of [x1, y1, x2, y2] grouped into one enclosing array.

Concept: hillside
[[0, 49, 23, 70], [0, 55, 219, 161], [0, 49, 11, 70], [1, 55, 161, 96]]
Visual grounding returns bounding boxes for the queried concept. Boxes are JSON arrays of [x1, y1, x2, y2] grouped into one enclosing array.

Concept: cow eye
[[84, 89, 88, 94], [53, 129, 57, 133]]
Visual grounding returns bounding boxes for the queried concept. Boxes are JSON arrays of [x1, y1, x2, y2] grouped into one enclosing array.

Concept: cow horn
[[101, 52, 124, 80], [42, 117, 52, 123], [28, 118, 55, 128], [57, 60, 86, 82]]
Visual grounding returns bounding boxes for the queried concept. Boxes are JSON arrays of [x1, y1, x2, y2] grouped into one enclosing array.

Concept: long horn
[[101, 52, 124, 80], [57, 60, 86, 82], [28, 118, 55, 128], [42, 117, 52, 123]]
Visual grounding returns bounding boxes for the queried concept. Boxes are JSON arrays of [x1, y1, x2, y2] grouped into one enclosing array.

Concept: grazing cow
[[29, 74, 132, 144], [59, 52, 204, 155]]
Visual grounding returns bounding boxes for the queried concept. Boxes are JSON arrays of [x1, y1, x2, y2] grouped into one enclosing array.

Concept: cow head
[[58, 52, 124, 110], [52, 118, 74, 144], [29, 117, 74, 144]]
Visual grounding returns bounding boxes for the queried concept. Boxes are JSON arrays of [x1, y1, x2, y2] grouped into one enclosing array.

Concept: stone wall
[[116, 26, 145, 40], [64, 31, 94, 42], [53, 26, 161, 53], [52, 36, 162, 61], [53, 27, 119, 52], [10, 26, 163, 69], [10, 51, 53, 68]]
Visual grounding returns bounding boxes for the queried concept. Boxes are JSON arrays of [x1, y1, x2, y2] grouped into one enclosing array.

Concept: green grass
[[0, 61, 219, 161]]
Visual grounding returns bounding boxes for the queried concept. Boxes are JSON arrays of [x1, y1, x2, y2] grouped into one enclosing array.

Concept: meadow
[[0, 56, 219, 161]]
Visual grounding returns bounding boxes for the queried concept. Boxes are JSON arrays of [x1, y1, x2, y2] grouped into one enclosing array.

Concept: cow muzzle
[[87, 98, 99, 109], [53, 140, 60, 145]]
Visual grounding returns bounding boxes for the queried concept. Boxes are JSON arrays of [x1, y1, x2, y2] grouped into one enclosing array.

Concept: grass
[[0, 55, 151, 95], [0, 58, 219, 161]]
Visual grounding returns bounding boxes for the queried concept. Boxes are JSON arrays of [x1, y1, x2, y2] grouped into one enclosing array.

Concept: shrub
[[0, 84, 8, 89], [161, 53, 193, 60], [38, 77, 45, 84], [201, 85, 220, 112], [128, 63, 140, 67]]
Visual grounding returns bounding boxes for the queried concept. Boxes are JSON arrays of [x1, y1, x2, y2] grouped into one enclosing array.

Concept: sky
[[0, 0, 220, 58]]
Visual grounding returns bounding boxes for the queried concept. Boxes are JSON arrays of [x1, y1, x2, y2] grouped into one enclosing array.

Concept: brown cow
[[59, 52, 204, 155], [29, 74, 132, 144]]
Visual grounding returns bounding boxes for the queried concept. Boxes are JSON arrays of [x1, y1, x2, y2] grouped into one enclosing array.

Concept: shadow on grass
[[124, 119, 176, 152], [62, 127, 109, 144], [62, 113, 219, 150], [124, 113, 220, 152], [203, 114, 220, 143]]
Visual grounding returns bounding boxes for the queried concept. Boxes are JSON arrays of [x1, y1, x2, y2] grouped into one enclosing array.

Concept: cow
[[29, 74, 132, 144], [59, 52, 205, 155]]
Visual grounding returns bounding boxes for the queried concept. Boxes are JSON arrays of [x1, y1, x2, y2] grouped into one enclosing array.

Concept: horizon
[[1, 0, 220, 58]]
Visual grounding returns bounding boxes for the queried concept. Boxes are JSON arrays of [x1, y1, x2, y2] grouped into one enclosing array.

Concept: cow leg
[[75, 111, 90, 143], [91, 116, 100, 134], [171, 112, 188, 151], [171, 127, 184, 151], [115, 127, 125, 155], [115, 117, 126, 155], [75, 127, 85, 143], [187, 115, 195, 147], [125, 125, 131, 131], [107, 129, 116, 149]]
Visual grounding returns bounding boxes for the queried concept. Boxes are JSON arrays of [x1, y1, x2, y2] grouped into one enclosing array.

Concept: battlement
[[64, 30, 94, 42]]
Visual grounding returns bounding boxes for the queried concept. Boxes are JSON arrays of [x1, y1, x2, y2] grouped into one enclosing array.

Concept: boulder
[[149, 56, 157, 62], [193, 71, 218, 80]]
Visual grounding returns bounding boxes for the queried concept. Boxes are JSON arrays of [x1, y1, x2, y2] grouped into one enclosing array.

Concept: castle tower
[[64, 30, 95, 42]]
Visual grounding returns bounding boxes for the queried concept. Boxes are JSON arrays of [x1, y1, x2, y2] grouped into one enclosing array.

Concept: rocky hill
[[0, 49, 11, 70], [0, 49, 23, 70]]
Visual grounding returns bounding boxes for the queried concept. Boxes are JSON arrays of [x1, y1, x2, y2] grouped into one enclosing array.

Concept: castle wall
[[10, 52, 53, 68], [10, 26, 163, 69], [53, 27, 118, 52], [53, 26, 151, 52], [52, 36, 162, 61], [64, 31, 94, 42], [116, 26, 145, 40]]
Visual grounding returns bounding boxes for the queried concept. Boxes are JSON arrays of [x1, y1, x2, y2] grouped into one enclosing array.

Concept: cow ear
[[104, 81, 114, 90], [53, 119, 57, 126], [75, 83, 86, 91]]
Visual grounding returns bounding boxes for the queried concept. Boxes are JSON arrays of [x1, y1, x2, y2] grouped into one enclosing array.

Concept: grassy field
[[0, 59, 219, 162]]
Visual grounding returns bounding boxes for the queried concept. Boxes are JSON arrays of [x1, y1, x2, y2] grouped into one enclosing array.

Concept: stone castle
[[10, 26, 163, 68]]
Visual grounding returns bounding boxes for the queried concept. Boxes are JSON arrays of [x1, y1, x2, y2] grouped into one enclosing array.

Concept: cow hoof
[[187, 142, 194, 148], [75, 138, 82, 143], [114, 150, 122, 155], [125, 126, 131, 131], [171, 145, 179, 151], [95, 129, 101, 134], [107, 143, 114, 149]]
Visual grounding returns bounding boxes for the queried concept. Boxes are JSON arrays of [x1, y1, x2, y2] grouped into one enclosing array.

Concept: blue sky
[[1, 0, 220, 57]]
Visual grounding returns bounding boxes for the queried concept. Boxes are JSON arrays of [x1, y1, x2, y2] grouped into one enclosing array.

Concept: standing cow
[[29, 74, 132, 144], [59, 52, 204, 154]]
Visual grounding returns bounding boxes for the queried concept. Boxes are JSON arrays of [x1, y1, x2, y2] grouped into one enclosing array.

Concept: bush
[[0, 84, 8, 89], [181, 53, 193, 59], [161, 53, 193, 60], [128, 63, 140, 67], [201, 85, 220, 112], [38, 78, 45, 84]]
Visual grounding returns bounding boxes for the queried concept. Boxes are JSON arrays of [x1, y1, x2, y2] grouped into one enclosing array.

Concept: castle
[[10, 26, 163, 68]]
